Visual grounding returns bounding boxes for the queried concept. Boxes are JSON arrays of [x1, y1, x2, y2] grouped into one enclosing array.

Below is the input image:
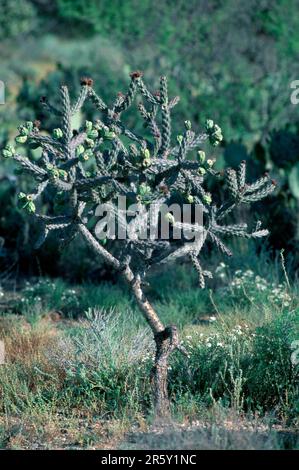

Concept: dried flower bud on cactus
[[80, 77, 93, 86], [130, 70, 143, 80], [33, 120, 41, 129]]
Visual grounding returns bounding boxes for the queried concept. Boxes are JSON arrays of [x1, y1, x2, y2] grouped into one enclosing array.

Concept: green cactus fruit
[[85, 138, 95, 148], [213, 125, 223, 139], [198, 167, 206, 176], [85, 120, 93, 131], [184, 120, 192, 130], [46, 163, 59, 178], [203, 193, 212, 205], [18, 192, 27, 201], [53, 128, 63, 139], [141, 148, 150, 159], [205, 120, 223, 146], [138, 183, 151, 197], [18, 122, 33, 135], [58, 169, 68, 180], [104, 130, 116, 140], [76, 144, 85, 157], [2, 144, 15, 158], [288, 163, 299, 199], [207, 159, 215, 167], [177, 135, 183, 144], [15, 135, 28, 144], [186, 194, 194, 204], [165, 212, 175, 225], [18, 125, 29, 136], [205, 119, 214, 131], [18, 193, 36, 213], [209, 124, 223, 146], [197, 150, 206, 164], [26, 201, 36, 214], [87, 129, 99, 140], [25, 121, 34, 132]]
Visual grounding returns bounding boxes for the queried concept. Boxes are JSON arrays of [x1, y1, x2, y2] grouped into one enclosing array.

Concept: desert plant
[[2, 72, 275, 417], [0, 0, 36, 40]]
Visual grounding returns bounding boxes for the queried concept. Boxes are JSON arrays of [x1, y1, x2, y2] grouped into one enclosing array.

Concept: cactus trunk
[[151, 325, 179, 418], [123, 268, 178, 417]]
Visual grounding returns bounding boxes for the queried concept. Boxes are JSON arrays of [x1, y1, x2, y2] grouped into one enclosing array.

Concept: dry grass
[[0, 315, 58, 365]]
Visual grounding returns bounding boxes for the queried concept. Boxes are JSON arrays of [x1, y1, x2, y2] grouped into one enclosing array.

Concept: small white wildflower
[[244, 270, 254, 277]]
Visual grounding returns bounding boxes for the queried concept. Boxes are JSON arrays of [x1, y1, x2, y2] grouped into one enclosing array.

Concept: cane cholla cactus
[[2, 72, 275, 417]]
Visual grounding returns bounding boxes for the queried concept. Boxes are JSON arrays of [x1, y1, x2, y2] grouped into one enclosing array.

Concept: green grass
[[0, 254, 298, 449]]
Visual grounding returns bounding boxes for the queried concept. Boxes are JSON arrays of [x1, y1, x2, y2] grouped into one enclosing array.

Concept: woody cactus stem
[[123, 270, 176, 416], [152, 325, 179, 417], [80, 223, 175, 416]]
